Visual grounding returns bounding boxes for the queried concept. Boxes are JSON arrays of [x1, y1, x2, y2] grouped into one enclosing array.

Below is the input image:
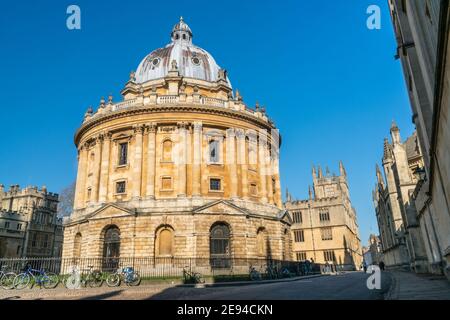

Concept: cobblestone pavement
[[385, 271, 450, 300], [0, 272, 391, 300]]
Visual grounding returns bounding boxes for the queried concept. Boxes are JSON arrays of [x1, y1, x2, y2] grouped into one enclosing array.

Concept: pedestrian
[[379, 261, 385, 271], [362, 261, 367, 273]]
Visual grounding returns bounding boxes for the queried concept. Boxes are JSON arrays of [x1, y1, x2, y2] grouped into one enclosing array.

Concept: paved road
[[0, 272, 391, 300], [150, 272, 392, 300]]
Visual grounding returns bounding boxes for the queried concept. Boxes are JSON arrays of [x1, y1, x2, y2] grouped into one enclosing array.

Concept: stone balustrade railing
[[89, 94, 272, 124]]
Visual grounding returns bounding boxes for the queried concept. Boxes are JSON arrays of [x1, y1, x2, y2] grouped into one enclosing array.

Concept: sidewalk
[[385, 271, 450, 300]]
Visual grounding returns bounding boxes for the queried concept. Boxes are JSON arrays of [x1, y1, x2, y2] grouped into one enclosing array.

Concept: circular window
[[191, 57, 201, 66], [152, 58, 160, 66]]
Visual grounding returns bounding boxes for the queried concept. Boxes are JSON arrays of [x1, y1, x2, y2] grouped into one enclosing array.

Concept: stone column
[[236, 129, 248, 199], [146, 122, 157, 199], [98, 132, 111, 203], [177, 122, 188, 197], [192, 122, 202, 196], [258, 133, 268, 203], [92, 136, 102, 203], [227, 129, 238, 198], [74, 143, 88, 209], [266, 146, 274, 205], [132, 125, 144, 199]]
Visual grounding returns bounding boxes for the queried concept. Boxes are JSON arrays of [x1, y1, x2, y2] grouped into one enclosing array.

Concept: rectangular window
[[17, 223, 22, 231], [319, 211, 330, 222], [294, 230, 305, 242], [16, 245, 21, 255], [31, 234, 37, 248], [161, 177, 172, 190], [250, 183, 258, 196], [116, 181, 126, 194], [296, 252, 307, 261], [118, 142, 128, 165], [87, 187, 92, 201], [4, 221, 10, 229], [209, 178, 221, 191], [293, 211, 302, 224], [42, 234, 49, 248], [324, 250, 336, 262], [321, 227, 333, 241]]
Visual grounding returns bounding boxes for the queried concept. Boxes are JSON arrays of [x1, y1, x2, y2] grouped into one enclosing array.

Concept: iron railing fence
[[0, 257, 354, 279]]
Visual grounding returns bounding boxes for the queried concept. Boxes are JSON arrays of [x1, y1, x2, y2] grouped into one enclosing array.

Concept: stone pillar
[[273, 135, 282, 207], [227, 128, 238, 198], [98, 132, 112, 203], [236, 129, 248, 199], [258, 133, 268, 203], [74, 143, 88, 209], [177, 122, 188, 197], [192, 122, 202, 196], [266, 145, 274, 204], [146, 123, 157, 199], [92, 136, 102, 203], [132, 125, 144, 199]]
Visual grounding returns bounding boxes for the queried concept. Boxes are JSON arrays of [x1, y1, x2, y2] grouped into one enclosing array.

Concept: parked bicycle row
[[0, 264, 141, 290]]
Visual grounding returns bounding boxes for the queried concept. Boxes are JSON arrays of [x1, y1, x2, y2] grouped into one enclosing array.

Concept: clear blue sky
[[0, 0, 414, 247]]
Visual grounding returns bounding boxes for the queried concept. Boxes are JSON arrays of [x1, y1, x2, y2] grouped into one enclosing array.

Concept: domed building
[[62, 18, 292, 270]]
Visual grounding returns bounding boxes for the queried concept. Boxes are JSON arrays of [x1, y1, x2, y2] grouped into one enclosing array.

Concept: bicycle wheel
[[43, 273, 59, 289], [128, 272, 141, 286], [14, 273, 31, 290], [65, 273, 81, 289], [106, 273, 120, 287], [1, 273, 16, 290], [88, 271, 104, 288]]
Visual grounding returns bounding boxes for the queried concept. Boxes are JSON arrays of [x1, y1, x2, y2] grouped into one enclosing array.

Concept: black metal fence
[[0, 257, 353, 280]]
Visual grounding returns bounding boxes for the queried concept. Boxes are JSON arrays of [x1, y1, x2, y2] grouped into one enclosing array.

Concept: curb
[[180, 273, 328, 288], [383, 272, 398, 300]]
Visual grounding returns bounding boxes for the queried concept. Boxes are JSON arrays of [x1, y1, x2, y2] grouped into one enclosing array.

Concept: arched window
[[256, 228, 266, 257], [209, 140, 220, 163], [162, 139, 173, 162], [103, 226, 120, 259], [210, 223, 230, 259], [157, 228, 173, 256], [73, 233, 82, 258]]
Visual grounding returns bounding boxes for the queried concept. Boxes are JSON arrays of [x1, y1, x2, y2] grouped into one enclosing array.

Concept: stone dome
[[135, 17, 231, 87]]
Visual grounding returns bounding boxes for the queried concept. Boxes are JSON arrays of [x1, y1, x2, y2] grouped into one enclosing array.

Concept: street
[[0, 272, 392, 300]]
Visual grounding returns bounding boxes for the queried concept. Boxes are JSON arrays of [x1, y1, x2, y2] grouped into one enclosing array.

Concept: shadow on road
[[78, 289, 124, 300]]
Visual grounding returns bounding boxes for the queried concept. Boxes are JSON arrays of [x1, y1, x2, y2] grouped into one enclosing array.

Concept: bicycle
[[249, 265, 262, 281], [65, 265, 103, 288], [182, 266, 204, 284], [13, 264, 59, 289], [0, 265, 16, 290], [106, 266, 140, 287], [266, 265, 280, 279]]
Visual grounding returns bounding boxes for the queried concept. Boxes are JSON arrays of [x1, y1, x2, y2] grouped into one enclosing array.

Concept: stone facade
[[388, 0, 450, 278], [373, 126, 428, 272], [284, 162, 362, 270], [0, 185, 63, 258], [62, 18, 291, 263]]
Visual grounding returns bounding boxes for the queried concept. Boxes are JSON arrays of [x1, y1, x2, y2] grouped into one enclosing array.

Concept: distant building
[[373, 126, 428, 272], [285, 162, 362, 270], [388, 0, 450, 278], [0, 184, 63, 258], [363, 234, 382, 266]]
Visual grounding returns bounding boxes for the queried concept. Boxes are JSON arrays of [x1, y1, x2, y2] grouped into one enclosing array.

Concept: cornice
[[74, 104, 276, 146]]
